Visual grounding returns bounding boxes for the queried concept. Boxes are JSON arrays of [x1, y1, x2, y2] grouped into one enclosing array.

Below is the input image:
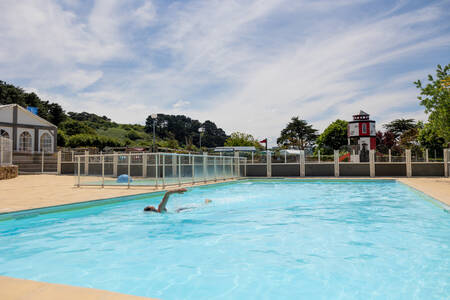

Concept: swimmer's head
[[205, 199, 212, 204], [144, 206, 158, 212]]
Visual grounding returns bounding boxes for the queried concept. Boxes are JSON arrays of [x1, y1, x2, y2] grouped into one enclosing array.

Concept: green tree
[[225, 132, 261, 148], [277, 117, 318, 149], [383, 118, 417, 139], [414, 64, 450, 142], [59, 119, 96, 136], [417, 123, 446, 152], [66, 134, 123, 148], [316, 119, 348, 154]]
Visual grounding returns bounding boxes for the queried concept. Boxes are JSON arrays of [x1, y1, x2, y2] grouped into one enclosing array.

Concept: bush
[[66, 134, 124, 149]]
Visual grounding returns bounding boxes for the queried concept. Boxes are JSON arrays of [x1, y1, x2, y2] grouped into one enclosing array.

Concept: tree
[[277, 117, 317, 149], [59, 119, 96, 136], [316, 119, 348, 154], [376, 130, 396, 154], [417, 123, 446, 152], [144, 114, 228, 147], [201, 120, 228, 148], [225, 132, 261, 148], [414, 64, 450, 143], [383, 118, 417, 139]]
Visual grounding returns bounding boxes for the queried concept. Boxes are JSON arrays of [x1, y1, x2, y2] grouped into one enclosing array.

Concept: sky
[[1, 0, 449, 146]]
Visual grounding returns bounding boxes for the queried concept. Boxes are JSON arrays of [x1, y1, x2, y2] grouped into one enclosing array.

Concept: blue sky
[[1, 0, 449, 145]]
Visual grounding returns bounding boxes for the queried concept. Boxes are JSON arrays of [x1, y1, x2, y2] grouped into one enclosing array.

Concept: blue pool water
[[0, 180, 449, 299]]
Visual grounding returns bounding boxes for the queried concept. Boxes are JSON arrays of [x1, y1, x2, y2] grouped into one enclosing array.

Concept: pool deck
[[0, 276, 156, 300], [0, 174, 448, 300]]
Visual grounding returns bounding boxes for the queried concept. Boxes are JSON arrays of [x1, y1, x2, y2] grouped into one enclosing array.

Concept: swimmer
[[144, 188, 187, 213]]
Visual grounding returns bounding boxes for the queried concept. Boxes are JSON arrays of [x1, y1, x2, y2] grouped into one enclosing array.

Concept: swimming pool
[[0, 179, 449, 299]]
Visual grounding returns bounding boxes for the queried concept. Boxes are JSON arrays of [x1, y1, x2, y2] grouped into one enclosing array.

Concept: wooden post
[[334, 150, 339, 177], [57, 150, 61, 175], [299, 150, 305, 177], [113, 152, 118, 177], [41, 151, 44, 173], [369, 149, 375, 177], [142, 153, 147, 177], [406, 149, 412, 177], [84, 150, 89, 176], [444, 149, 448, 178]]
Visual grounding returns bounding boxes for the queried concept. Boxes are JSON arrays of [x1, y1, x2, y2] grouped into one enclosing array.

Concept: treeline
[[0, 81, 229, 150]]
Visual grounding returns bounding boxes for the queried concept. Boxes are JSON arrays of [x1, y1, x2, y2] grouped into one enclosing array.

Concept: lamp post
[[199, 127, 205, 149], [151, 114, 157, 152]]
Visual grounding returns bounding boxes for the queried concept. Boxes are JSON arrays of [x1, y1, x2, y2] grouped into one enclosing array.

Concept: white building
[[0, 104, 57, 153]]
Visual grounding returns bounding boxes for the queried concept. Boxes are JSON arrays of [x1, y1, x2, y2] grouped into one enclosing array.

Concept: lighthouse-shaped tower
[[347, 110, 376, 153]]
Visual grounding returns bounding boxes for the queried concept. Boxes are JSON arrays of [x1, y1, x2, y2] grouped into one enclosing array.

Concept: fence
[[0, 137, 13, 166], [245, 149, 450, 177], [75, 152, 246, 188], [12, 151, 59, 174]]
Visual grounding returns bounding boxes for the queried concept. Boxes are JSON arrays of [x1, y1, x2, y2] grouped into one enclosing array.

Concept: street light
[[151, 114, 157, 152], [199, 127, 205, 149]]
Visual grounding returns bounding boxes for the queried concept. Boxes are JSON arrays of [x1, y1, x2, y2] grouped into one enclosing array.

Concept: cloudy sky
[[1, 0, 449, 145]]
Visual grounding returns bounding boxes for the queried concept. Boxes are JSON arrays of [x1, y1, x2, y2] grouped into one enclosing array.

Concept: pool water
[[0, 180, 449, 299]]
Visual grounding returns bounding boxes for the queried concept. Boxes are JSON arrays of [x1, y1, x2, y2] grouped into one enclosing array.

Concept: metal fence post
[[300, 150, 305, 177], [334, 150, 339, 177], [406, 149, 412, 177], [318, 150, 321, 163], [214, 156, 217, 181], [0, 137, 3, 165], [192, 155, 195, 184], [251, 152, 254, 164], [155, 154, 159, 188], [369, 149, 375, 177], [128, 153, 131, 188], [203, 152, 207, 183], [388, 149, 391, 163], [222, 157, 226, 181], [162, 154, 166, 188], [57, 150, 61, 175], [102, 155, 105, 188], [77, 156, 81, 187], [172, 154, 177, 178], [284, 151, 287, 164], [444, 149, 448, 178], [266, 151, 271, 177], [178, 155, 181, 186], [425, 149, 429, 162]]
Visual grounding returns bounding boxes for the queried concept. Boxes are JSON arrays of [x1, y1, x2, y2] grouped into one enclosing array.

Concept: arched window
[[0, 129, 9, 139], [19, 131, 33, 152], [40, 133, 52, 152]]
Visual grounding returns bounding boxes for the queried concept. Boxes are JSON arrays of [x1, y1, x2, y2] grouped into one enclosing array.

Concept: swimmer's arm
[[157, 188, 187, 212]]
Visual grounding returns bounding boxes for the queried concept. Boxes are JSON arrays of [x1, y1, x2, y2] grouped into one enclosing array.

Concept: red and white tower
[[348, 110, 376, 152]]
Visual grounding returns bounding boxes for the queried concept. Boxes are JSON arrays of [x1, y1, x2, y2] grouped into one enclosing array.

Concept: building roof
[[0, 104, 57, 128]]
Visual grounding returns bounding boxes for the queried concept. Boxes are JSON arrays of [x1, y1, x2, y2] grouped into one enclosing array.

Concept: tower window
[[362, 123, 367, 134]]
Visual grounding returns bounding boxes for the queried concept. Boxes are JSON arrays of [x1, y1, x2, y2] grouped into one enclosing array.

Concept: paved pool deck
[[0, 175, 448, 300]]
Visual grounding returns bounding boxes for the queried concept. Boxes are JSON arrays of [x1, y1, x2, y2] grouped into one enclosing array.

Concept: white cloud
[[1, 0, 449, 147]]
